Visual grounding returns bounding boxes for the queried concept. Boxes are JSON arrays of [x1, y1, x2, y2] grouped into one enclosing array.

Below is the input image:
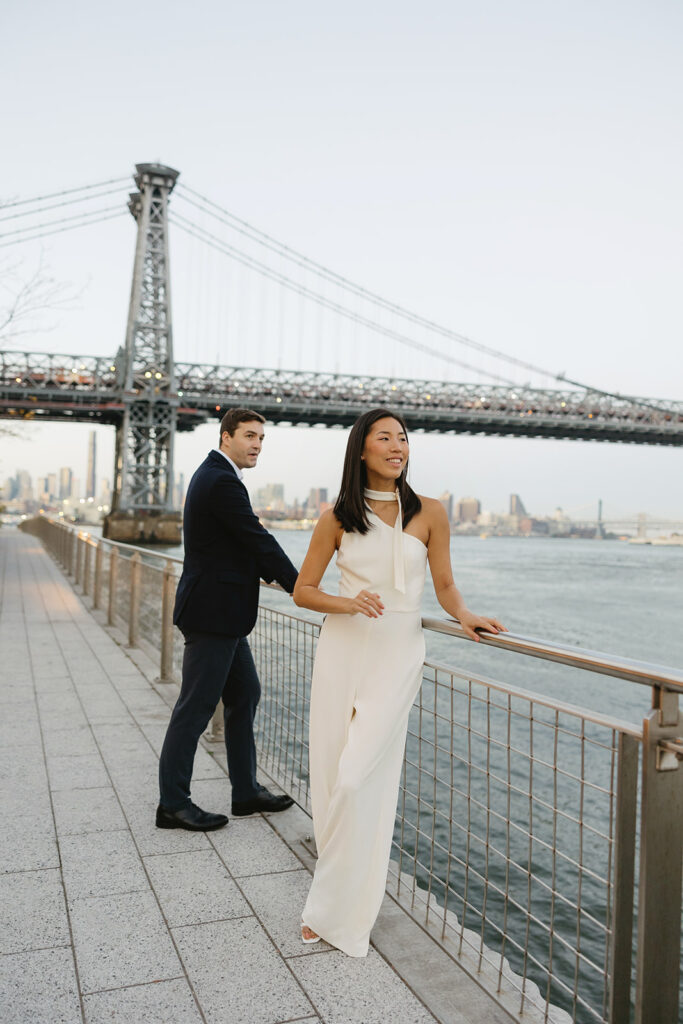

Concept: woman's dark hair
[[333, 408, 421, 533]]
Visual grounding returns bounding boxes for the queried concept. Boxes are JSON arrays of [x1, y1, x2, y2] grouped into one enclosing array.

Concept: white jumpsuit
[[302, 508, 427, 956]]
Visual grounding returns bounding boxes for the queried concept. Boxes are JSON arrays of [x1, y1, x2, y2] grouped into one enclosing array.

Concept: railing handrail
[[48, 518, 683, 693], [422, 617, 683, 693]]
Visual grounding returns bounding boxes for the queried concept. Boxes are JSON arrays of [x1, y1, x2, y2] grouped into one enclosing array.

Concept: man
[[157, 408, 298, 831]]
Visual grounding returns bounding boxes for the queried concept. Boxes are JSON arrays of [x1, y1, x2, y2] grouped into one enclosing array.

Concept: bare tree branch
[[0, 252, 81, 343]]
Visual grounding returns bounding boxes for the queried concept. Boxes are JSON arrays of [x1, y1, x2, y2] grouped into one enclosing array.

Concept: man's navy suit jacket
[[173, 450, 298, 637]]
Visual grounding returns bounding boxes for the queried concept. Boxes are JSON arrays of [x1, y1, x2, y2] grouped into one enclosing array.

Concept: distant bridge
[[2, 162, 682, 543], [2, 350, 683, 445]]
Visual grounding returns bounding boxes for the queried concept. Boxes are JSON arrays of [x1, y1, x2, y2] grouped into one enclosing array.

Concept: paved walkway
[[0, 529, 508, 1024]]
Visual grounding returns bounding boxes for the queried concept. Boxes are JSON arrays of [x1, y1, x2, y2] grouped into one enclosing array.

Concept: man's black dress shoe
[[232, 787, 294, 816], [156, 802, 229, 831]]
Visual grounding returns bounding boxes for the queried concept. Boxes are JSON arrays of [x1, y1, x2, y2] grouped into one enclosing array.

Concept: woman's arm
[[293, 510, 384, 617], [425, 499, 507, 642]]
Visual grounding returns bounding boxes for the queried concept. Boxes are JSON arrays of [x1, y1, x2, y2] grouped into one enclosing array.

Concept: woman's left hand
[[457, 609, 508, 642]]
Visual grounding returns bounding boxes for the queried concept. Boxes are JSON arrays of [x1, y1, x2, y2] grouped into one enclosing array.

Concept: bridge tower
[[104, 163, 182, 543]]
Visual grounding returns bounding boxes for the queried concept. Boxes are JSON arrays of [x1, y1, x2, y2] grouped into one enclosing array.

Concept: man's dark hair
[[333, 408, 421, 533], [219, 408, 266, 442]]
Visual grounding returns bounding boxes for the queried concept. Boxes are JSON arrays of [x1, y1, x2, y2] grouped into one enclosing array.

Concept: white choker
[[363, 488, 406, 593]]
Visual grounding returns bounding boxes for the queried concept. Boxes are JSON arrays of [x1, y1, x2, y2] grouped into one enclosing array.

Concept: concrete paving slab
[[209, 816, 303, 878], [0, 782, 53, 819], [37, 691, 83, 717], [0, 827, 60, 874], [0, 868, 70, 954], [289, 948, 436, 1024], [42, 724, 98, 757], [39, 707, 89, 730], [0, 717, 42, 748], [47, 752, 110, 791], [123, 799, 212, 857], [69, 889, 182, 994], [187, 776, 233, 812], [240, 869, 333, 958], [52, 785, 127, 835], [76, 691, 129, 720], [82, 978, 203, 1024], [61, 829, 148, 900], [173, 916, 314, 1024], [0, 947, 82, 1024], [33, 682, 80, 704], [143, 848, 251, 927], [0, 745, 47, 776]]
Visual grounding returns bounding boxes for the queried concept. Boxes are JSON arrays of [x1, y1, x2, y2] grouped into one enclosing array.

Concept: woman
[[293, 408, 506, 956]]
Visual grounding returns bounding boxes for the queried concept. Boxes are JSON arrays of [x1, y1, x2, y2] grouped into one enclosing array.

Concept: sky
[[2, 0, 683, 519]]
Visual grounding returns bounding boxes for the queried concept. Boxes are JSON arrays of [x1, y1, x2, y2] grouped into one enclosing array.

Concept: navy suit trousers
[[159, 632, 261, 809]]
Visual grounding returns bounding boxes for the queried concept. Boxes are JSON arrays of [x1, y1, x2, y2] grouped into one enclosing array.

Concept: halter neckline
[[363, 488, 405, 593]]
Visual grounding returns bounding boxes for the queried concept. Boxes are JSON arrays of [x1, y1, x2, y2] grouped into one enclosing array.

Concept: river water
[[263, 532, 683, 722]]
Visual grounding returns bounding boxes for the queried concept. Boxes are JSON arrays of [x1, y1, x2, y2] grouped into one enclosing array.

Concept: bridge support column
[[104, 161, 182, 545]]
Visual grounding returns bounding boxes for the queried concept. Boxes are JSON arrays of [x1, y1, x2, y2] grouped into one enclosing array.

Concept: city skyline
[[3, 438, 680, 526]]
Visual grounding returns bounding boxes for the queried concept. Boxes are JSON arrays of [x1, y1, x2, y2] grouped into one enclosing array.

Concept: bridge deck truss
[[2, 351, 683, 445]]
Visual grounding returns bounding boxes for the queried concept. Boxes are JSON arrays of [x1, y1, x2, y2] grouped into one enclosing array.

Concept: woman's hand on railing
[[457, 609, 508, 642]]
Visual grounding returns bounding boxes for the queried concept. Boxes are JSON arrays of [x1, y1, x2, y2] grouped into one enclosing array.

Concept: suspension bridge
[[1, 163, 681, 541]]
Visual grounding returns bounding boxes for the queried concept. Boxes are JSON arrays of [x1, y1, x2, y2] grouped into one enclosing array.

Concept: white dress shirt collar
[[214, 447, 243, 480]]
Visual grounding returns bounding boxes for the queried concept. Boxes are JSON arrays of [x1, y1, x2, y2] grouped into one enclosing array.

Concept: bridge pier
[[103, 509, 181, 544]]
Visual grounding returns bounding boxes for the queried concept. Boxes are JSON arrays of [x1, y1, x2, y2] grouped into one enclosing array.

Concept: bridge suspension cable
[[0, 176, 130, 211], [176, 183, 566, 386], [0, 206, 129, 249], [168, 209, 518, 385], [174, 182, 675, 411], [0, 186, 132, 225]]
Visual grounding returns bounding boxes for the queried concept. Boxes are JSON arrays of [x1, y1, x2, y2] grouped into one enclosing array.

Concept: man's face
[[220, 420, 265, 470]]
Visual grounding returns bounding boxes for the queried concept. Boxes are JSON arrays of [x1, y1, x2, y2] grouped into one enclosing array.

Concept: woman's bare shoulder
[[417, 495, 448, 519], [315, 508, 343, 537]]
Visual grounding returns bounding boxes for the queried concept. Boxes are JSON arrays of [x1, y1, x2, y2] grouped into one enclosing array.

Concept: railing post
[[159, 559, 175, 682], [634, 687, 683, 1024], [93, 541, 103, 610], [75, 534, 84, 586], [108, 546, 119, 627], [129, 552, 141, 647], [608, 732, 638, 1023], [83, 539, 91, 597], [66, 528, 75, 576]]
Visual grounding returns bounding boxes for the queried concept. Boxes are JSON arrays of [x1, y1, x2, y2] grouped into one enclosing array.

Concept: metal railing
[[21, 516, 683, 1024]]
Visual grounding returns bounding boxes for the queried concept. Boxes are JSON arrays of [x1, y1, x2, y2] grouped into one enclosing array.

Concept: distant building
[[86, 431, 97, 499], [455, 497, 481, 523], [16, 469, 33, 502], [438, 491, 454, 523], [510, 494, 528, 517], [37, 476, 50, 504], [254, 483, 285, 511], [59, 467, 73, 500], [98, 478, 112, 508], [307, 487, 328, 515], [174, 472, 185, 509]]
